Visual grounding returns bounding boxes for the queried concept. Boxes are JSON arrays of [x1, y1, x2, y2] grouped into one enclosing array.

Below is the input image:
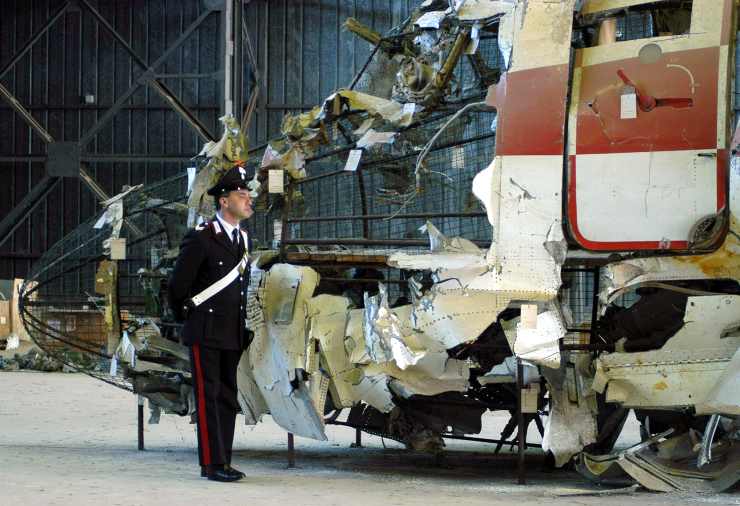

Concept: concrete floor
[[1, 371, 738, 506]]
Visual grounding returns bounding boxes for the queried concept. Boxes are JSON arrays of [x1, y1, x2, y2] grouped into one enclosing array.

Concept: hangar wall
[[0, 0, 422, 279]]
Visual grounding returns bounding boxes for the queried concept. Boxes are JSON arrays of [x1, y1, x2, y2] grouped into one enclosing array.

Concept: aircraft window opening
[[573, 1, 693, 49]]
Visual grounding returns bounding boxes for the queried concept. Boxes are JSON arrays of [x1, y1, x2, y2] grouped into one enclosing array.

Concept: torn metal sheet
[[344, 308, 371, 365], [355, 129, 397, 149], [478, 356, 540, 385], [306, 295, 359, 408], [419, 220, 482, 254], [353, 372, 395, 413], [410, 290, 504, 350], [696, 347, 740, 416], [455, 0, 514, 21], [321, 90, 416, 128], [247, 264, 327, 440], [367, 360, 469, 398], [414, 10, 448, 29], [514, 307, 565, 369], [363, 284, 423, 370], [542, 365, 598, 467], [582, 430, 740, 493], [593, 295, 740, 409], [236, 349, 268, 425]]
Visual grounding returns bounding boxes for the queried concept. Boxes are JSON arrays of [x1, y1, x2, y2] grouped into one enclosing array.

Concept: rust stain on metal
[[654, 381, 669, 391]]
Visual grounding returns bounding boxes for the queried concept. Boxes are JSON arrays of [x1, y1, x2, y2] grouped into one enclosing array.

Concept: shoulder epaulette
[[195, 221, 210, 232]]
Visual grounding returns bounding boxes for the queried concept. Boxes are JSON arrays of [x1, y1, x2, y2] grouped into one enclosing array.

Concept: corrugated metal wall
[[0, 0, 424, 279], [0, 0, 222, 278], [242, 0, 422, 144]]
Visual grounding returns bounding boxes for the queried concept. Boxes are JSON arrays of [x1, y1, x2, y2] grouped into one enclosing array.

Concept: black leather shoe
[[226, 465, 246, 479], [202, 465, 242, 482], [200, 466, 207, 478]]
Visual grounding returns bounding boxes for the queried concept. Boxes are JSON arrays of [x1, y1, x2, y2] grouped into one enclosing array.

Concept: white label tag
[[273, 220, 283, 241], [521, 304, 538, 330], [110, 238, 127, 260], [621, 91, 637, 119], [268, 169, 284, 194], [344, 149, 363, 172], [522, 384, 539, 414]]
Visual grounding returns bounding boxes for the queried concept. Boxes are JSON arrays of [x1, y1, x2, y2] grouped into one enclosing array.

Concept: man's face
[[221, 189, 254, 220]]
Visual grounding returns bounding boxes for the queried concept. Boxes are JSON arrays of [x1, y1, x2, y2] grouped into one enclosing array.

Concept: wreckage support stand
[[352, 428, 363, 448], [516, 359, 525, 484], [137, 395, 145, 451], [287, 433, 295, 468]]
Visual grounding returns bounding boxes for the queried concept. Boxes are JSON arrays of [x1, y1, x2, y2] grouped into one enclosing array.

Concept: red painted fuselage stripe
[[192, 344, 211, 466]]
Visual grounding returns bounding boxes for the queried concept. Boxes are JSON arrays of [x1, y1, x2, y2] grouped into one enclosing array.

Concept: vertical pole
[[223, 0, 234, 117], [287, 432, 295, 468], [233, 0, 244, 120], [351, 427, 363, 448], [590, 266, 601, 340], [279, 180, 292, 261], [516, 358, 525, 484], [137, 395, 145, 451], [356, 167, 370, 239]]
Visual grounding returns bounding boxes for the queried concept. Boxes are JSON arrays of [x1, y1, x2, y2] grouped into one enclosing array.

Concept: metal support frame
[[287, 432, 296, 468], [516, 358, 526, 485], [282, 238, 490, 247], [137, 395, 146, 451], [287, 211, 486, 223]]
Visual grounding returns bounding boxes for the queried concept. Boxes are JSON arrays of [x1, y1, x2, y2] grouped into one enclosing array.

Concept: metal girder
[[0, 176, 60, 250], [0, 1, 70, 81], [77, 0, 216, 143], [0, 82, 54, 144], [0, 1, 222, 259], [0, 154, 197, 163]]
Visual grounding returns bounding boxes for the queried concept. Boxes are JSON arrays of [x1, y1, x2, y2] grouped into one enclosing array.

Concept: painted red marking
[[577, 47, 719, 154], [192, 344, 211, 466], [490, 64, 570, 156]]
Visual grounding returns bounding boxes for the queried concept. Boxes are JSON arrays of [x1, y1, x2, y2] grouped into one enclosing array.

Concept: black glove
[[181, 298, 196, 320]]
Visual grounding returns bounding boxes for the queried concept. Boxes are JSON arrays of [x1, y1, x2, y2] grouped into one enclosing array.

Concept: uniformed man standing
[[168, 165, 255, 482]]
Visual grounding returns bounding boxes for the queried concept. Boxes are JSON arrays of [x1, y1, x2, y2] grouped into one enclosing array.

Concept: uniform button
[[218, 261, 223, 266], [208, 308, 213, 313]]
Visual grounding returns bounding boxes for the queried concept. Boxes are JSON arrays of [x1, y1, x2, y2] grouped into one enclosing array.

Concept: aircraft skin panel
[[487, 64, 571, 157], [570, 151, 720, 245], [566, 0, 732, 251], [575, 46, 719, 155]]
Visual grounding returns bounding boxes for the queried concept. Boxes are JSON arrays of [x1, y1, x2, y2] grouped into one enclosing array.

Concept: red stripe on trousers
[[192, 344, 212, 466]]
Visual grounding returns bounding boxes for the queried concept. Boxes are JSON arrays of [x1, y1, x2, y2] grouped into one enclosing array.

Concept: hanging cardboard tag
[[522, 384, 539, 413], [110, 238, 127, 260], [186, 166, 196, 193], [521, 304, 538, 330], [268, 169, 284, 194], [273, 219, 283, 242], [621, 86, 637, 119]]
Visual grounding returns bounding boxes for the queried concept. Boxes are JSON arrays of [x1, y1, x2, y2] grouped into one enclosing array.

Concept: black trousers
[[189, 344, 242, 467]]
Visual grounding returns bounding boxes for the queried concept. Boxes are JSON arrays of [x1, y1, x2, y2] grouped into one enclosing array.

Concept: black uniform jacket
[[168, 219, 253, 350]]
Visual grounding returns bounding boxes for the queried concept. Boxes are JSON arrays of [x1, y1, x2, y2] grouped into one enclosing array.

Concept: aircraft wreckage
[[18, 0, 740, 493]]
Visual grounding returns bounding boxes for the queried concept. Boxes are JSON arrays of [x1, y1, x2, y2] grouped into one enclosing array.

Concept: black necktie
[[232, 229, 239, 248]]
